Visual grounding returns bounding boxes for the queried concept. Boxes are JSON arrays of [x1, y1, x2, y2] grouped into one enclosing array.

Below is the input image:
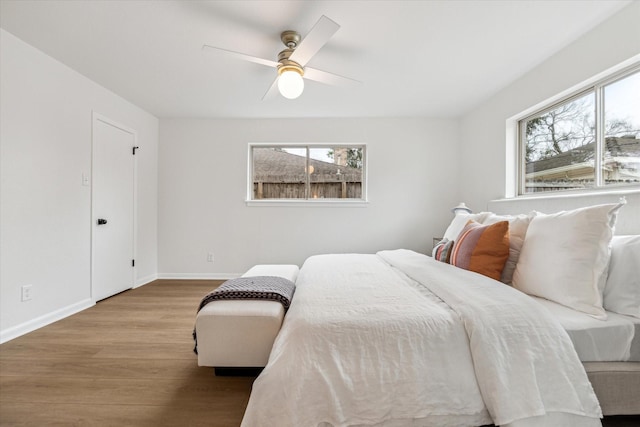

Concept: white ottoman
[[195, 264, 298, 371]]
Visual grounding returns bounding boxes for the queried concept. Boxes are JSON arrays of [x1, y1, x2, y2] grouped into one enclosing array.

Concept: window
[[519, 67, 640, 194], [248, 144, 366, 202]]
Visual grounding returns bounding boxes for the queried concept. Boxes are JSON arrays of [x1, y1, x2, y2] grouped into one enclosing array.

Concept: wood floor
[[0, 279, 255, 427], [1, 279, 639, 427]]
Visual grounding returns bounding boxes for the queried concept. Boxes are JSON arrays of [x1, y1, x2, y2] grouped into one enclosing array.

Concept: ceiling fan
[[202, 15, 360, 100]]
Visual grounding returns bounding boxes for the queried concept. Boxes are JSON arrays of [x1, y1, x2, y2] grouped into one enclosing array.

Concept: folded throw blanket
[[193, 276, 296, 354]]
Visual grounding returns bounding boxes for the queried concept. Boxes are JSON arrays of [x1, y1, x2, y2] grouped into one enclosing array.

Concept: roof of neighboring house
[[253, 149, 362, 183], [526, 136, 640, 175]]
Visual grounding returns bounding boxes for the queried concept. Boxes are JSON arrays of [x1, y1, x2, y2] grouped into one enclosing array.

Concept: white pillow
[[512, 202, 625, 319], [443, 212, 491, 241], [603, 235, 640, 318], [483, 212, 535, 285]]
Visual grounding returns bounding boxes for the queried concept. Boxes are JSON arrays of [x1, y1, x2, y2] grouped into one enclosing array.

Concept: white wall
[[459, 2, 640, 214], [0, 29, 159, 342], [159, 118, 461, 276]]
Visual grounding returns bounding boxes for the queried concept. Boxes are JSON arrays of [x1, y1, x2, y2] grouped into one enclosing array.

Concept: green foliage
[[327, 148, 363, 169]]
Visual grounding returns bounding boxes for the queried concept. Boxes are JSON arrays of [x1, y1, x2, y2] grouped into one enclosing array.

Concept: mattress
[[531, 296, 640, 362]]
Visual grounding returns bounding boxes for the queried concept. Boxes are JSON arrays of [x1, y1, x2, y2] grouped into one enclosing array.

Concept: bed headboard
[[487, 190, 640, 235]]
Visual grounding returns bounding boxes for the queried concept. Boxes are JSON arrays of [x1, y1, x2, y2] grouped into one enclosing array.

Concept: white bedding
[[241, 250, 602, 427], [531, 296, 640, 362]]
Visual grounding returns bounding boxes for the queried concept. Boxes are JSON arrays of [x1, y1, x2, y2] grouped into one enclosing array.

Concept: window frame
[[246, 142, 368, 207], [516, 64, 640, 196]]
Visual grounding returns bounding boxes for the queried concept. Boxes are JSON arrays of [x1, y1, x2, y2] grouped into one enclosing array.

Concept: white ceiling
[[0, 0, 631, 119]]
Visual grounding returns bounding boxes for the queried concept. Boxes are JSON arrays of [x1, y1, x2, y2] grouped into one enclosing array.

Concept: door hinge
[[132, 259, 135, 267], [132, 146, 139, 155]]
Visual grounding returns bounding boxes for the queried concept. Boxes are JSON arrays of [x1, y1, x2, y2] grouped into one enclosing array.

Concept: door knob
[[97, 218, 108, 225]]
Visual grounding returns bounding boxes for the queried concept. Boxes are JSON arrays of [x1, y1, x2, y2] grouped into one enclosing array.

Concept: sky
[[605, 70, 640, 131], [282, 147, 335, 162]]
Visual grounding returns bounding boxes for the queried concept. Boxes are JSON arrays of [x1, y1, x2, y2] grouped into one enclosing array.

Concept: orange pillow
[[450, 220, 510, 281]]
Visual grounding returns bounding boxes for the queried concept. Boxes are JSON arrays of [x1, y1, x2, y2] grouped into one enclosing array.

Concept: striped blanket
[[193, 276, 296, 354]]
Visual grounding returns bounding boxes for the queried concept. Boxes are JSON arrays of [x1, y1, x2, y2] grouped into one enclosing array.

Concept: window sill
[[245, 199, 369, 207]]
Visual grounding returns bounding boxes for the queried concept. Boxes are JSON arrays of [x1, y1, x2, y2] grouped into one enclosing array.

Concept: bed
[[240, 200, 639, 427]]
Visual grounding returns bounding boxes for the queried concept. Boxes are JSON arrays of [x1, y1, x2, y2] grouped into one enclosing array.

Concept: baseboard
[[0, 298, 95, 344], [157, 273, 240, 280], [135, 273, 158, 288]]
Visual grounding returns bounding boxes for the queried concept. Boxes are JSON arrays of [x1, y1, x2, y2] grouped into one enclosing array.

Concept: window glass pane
[[251, 146, 365, 200], [252, 147, 307, 199], [308, 147, 363, 199], [603, 71, 640, 187], [523, 92, 595, 193]]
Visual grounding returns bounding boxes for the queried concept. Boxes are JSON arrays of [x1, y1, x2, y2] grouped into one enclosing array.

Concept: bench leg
[[214, 367, 264, 377]]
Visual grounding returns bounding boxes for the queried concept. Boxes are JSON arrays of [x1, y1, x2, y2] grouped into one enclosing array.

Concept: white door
[[92, 114, 136, 301]]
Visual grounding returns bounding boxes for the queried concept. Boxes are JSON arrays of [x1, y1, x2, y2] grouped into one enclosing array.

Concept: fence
[[254, 181, 362, 199]]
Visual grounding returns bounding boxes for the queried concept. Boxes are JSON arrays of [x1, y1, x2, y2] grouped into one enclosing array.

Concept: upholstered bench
[[195, 264, 299, 374]]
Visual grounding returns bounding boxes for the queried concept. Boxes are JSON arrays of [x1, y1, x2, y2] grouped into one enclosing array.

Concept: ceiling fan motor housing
[[277, 48, 303, 76]]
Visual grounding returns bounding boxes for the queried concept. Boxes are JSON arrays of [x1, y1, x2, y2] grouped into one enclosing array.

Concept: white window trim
[[246, 142, 368, 206], [246, 199, 370, 207], [506, 56, 640, 199]]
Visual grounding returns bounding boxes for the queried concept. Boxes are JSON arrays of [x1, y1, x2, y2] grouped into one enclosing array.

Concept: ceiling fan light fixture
[[277, 65, 304, 99]]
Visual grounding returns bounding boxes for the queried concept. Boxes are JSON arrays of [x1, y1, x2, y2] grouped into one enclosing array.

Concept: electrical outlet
[[207, 252, 214, 263], [21, 285, 33, 302]]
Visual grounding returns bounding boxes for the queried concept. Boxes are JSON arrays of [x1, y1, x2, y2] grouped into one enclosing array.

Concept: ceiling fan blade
[[303, 67, 361, 87], [202, 44, 278, 68], [262, 76, 280, 101], [289, 15, 339, 67]]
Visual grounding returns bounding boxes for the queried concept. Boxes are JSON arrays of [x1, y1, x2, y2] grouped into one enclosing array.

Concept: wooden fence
[[254, 181, 362, 199]]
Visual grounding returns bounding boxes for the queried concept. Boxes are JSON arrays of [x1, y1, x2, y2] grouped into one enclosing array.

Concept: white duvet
[[241, 250, 602, 427]]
